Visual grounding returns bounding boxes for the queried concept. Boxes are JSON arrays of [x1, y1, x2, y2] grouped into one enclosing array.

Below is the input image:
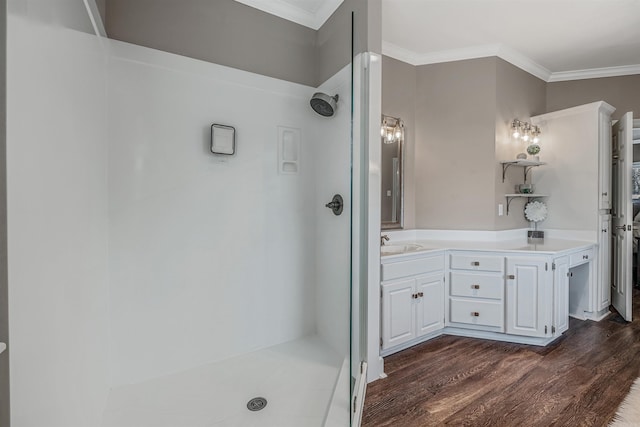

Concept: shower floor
[[101, 335, 344, 427]]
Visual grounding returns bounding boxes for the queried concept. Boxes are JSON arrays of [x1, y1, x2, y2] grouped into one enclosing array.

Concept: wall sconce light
[[381, 115, 404, 145], [511, 119, 542, 160]]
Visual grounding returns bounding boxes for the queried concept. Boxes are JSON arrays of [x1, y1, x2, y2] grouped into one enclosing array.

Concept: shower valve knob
[[325, 194, 344, 216]]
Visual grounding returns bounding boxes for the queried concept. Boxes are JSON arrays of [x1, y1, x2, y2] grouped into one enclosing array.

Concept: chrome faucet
[[381, 234, 390, 246]]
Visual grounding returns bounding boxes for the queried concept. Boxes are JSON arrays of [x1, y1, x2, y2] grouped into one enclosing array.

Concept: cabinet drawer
[[382, 254, 444, 281], [449, 254, 504, 272], [569, 248, 594, 267], [449, 298, 503, 328], [450, 272, 503, 299]]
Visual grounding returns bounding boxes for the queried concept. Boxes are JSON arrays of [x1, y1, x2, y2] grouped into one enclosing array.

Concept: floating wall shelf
[[501, 160, 546, 183], [505, 194, 548, 215]]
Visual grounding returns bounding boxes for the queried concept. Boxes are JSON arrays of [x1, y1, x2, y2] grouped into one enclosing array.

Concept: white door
[[381, 279, 415, 350], [415, 274, 444, 337], [506, 257, 550, 338], [612, 112, 634, 321]]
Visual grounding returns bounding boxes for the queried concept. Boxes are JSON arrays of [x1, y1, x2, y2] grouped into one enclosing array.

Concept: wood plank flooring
[[363, 290, 640, 426]]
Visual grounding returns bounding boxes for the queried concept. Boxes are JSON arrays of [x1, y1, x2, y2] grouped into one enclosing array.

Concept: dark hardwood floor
[[363, 289, 640, 426]]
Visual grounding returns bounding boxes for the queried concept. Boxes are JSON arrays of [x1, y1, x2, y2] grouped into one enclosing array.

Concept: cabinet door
[[598, 215, 612, 310], [599, 111, 612, 209], [381, 279, 415, 350], [553, 256, 570, 335], [506, 257, 551, 337], [415, 273, 444, 337]]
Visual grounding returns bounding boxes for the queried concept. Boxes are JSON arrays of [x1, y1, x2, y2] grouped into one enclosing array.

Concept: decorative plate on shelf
[[524, 201, 548, 223]]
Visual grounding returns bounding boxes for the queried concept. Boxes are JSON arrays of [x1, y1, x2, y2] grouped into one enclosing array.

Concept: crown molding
[[495, 45, 551, 82], [548, 64, 640, 82], [382, 41, 502, 66], [382, 41, 640, 83], [234, 0, 343, 30]]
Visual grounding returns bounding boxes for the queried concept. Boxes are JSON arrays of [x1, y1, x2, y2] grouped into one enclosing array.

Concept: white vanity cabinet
[[505, 255, 571, 339], [446, 252, 574, 342], [505, 257, 552, 338], [446, 252, 505, 332], [553, 256, 570, 336], [379, 243, 594, 357], [380, 252, 445, 352], [598, 214, 611, 311], [532, 101, 615, 321]]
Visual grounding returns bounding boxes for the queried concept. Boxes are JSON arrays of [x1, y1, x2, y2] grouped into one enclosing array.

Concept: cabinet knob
[[418, 292, 424, 298], [507, 274, 515, 279], [602, 229, 607, 233], [471, 312, 480, 317], [471, 261, 480, 266], [602, 192, 608, 196], [471, 284, 480, 290]]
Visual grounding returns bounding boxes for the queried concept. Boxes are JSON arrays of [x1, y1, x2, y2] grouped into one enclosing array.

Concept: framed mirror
[[381, 115, 404, 229]]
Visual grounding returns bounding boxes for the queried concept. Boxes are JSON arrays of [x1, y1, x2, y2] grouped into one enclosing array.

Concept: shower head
[[310, 92, 339, 117]]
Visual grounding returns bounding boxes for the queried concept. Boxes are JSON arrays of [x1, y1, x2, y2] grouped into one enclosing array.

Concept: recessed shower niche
[[278, 126, 300, 174]]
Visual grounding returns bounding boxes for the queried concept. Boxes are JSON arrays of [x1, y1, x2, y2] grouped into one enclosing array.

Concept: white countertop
[[381, 238, 595, 258]]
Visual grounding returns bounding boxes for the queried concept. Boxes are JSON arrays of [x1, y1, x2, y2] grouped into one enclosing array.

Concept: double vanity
[[380, 233, 606, 356]]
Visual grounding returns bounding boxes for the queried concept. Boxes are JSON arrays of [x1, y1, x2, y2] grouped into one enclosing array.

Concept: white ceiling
[[382, 0, 640, 82], [234, 0, 344, 30], [237, 0, 640, 82]]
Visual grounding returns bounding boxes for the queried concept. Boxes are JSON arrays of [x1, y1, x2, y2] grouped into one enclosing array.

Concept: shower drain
[[247, 397, 267, 411]]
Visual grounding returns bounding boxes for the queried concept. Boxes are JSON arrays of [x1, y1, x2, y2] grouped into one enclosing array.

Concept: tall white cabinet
[[531, 101, 615, 320]]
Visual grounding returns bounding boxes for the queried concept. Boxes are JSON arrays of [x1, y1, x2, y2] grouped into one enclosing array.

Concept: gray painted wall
[[414, 58, 497, 230], [382, 56, 415, 229], [0, 1, 7, 424], [8, 0, 94, 34], [547, 75, 640, 120], [317, 0, 381, 85], [106, 0, 319, 86], [105, 0, 381, 87], [494, 58, 547, 230], [384, 56, 547, 231]]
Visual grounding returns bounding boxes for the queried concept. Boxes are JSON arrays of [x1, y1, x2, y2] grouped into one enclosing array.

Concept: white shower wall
[[7, 14, 110, 427], [7, 4, 354, 424], [107, 40, 351, 386]]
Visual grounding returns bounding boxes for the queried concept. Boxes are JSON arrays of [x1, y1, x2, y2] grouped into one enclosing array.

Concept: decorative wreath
[[524, 201, 548, 223]]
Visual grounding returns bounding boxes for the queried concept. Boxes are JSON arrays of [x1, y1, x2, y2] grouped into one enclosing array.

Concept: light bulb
[[386, 132, 393, 142], [381, 126, 385, 137], [533, 136, 539, 144], [395, 129, 402, 139], [523, 133, 529, 142], [511, 120, 521, 139]]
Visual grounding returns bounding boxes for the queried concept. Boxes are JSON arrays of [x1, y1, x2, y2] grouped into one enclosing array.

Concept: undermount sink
[[381, 243, 424, 255]]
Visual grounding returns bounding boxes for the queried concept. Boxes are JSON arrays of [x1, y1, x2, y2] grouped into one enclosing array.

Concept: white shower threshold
[[102, 335, 346, 427]]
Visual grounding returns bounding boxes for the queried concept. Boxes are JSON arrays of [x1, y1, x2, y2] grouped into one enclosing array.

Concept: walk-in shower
[[7, 1, 366, 426]]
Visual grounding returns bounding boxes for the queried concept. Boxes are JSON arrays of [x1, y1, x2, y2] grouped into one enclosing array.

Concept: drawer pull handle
[[412, 293, 417, 299], [471, 312, 480, 317], [471, 284, 480, 290], [507, 274, 515, 279], [471, 261, 480, 266], [418, 292, 424, 298], [583, 254, 589, 260]]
